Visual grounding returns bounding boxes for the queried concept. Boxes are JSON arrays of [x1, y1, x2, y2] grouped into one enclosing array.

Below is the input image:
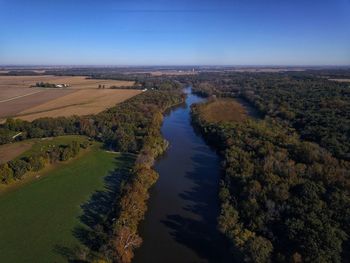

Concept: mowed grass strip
[[199, 98, 248, 123], [0, 144, 131, 263]]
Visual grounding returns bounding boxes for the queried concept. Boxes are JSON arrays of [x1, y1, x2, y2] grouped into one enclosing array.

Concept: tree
[[245, 236, 273, 263], [28, 127, 45, 138], [8, 159, 30, 179], [0, 163, 14, 184], [71, 141, 80, 156], [28, 156, 46, 171], [60, 147, 72, 161], [114, 226, 142, 263], [0, 128, 12, 144]]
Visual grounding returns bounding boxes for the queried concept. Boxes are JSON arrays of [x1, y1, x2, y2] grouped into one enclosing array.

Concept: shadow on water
[[54, 153, 133, 262], [133, 89, 241, 263], [161, 148, 233, 263]]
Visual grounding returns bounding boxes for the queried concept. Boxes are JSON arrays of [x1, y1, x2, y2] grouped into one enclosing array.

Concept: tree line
[[93, 84, 184, 263], [65, 84, 184, 262], [0, 80, 184, 153], [188, 71, 350, 160]]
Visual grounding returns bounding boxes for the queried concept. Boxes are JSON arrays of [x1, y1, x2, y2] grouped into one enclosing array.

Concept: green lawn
[[0, 144, 133, 263]]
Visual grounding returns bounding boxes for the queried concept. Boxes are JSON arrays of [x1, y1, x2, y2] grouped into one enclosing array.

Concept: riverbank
[[99, 89, 186, 263], [133, 88, 232, 263]]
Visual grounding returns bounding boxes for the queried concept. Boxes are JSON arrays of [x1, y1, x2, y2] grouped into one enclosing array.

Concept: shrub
[[8, 159, 31, 179]]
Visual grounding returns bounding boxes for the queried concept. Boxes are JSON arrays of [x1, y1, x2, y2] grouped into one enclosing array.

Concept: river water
[[133, 88, 232, 263]]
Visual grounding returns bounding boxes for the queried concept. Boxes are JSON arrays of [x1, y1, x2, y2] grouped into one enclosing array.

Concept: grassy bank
[[195, 98, 248, 123], [0, 144, 133, 263]]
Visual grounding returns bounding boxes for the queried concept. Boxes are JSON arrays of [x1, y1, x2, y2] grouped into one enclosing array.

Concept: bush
[[28, 156, 46, 171], [0, 163, 14, 184], [8, 159, 31, 179], [245, 236, 273, 263]]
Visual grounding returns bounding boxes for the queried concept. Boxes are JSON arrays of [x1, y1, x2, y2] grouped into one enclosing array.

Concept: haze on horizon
[[0, 0, 349, 66]]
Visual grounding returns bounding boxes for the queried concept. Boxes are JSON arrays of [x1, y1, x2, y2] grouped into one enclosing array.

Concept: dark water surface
[[133, 88, 232, 263]]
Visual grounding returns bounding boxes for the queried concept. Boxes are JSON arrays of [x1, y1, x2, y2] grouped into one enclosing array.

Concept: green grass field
[[0, 144, 133, 263]]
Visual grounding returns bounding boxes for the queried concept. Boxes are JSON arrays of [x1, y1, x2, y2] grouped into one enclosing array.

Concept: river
[[133, 88, 232, 263]]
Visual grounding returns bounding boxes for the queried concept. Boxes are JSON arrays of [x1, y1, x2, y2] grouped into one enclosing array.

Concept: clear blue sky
[[0, 0, 349, 66]]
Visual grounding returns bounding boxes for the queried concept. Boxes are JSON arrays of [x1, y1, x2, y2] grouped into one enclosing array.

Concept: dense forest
[[189, 71, 350, 160], [192, 102, 350, 262]]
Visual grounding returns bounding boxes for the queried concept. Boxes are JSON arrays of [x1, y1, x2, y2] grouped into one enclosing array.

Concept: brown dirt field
[[124, 70, 197, 76], [199, 98, 248, 123], [0, 75, 57, 89], [0, 86, 42, 101], [0, 141, 33, 164], [16, 89, 142, 121], [0, 75, 135, 89], [0, 76, 137, 122], [150, 70, 197, 76], [228, 68, 306, 72], [0, 89, 75, 120]]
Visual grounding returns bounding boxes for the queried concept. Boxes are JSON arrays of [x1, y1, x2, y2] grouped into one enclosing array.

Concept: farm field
[[0, 88, 75, 119], [0, 86, 43, 101], [0, 75, 135, 89], [197, 98, 248, 123], [0, 144, 133, 263], [0, 141, 33, 164], [16, 88, 142, 121], [0, 75, 141, 122], [329, 78, 350, 82]]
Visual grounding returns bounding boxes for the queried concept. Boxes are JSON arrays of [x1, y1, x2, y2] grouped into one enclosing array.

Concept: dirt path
[[0, 90, 42, 103]]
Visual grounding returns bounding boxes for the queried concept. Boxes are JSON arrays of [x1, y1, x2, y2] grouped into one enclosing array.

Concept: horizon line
[[1, 64, 350, 68]]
